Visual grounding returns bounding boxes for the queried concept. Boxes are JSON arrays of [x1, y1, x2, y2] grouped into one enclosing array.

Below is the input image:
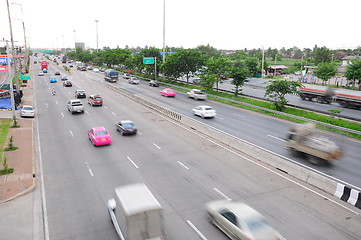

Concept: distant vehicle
[[123, 73, 131, 79], [69, 65, 73, 68], [77, 65, 87, 71], [75, 90, 86, 98], [55, 71, 60, 75], [128, 77, 139, 84], [34, 61, 37, 64], [149, 80, 159, 87], [66, 99, 84, 114], [99, 67, 106, 72], [116, 120, 137, 135], [87, 66, 93, 70], [41, 61, 48, 70], [61, 56, 67, 63], [160, 88, 176, 97], [88, 127, 112, 146], [63, 80, 72, 87], [285, 123, 343, 165], [49, 76, 57, 83], [104, 69, 119, 83], [38, 71, 44, 76], [187, 89, 207, 100], [107, 183, 164, 240], [20, 105, 35, 118], [88, 94, 103, 106], [42, 69, 48, 73], [61, 75, 68, 81], [299, 84, 335, 104], [206, 200, 285, 240], [93, 68, 99, 73], [192, 105, 216, 118]]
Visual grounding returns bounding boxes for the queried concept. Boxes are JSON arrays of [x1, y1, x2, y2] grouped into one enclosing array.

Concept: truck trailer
[[107, 183, 164, 240], [105, 69, 119, 82], [41, 61, 48, 70]]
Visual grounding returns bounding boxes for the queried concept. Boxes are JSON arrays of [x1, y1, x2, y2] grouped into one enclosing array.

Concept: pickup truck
[[66, 99, 84, 114], [187, 89, 207, 100]]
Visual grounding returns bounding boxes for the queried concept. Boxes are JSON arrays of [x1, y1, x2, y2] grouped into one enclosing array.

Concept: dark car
[[55, 71, 60, 75], [75, 90, 86, 98], [34, 61, 37, 64], [116, 120, 137, 135], [63, 80, 72, 87], [149, 80, 159, 87]]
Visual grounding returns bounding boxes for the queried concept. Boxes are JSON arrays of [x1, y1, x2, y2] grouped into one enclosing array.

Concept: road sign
[[20, 76, 31, 80], [0, 66, 8, 72], [143, 57, 155, 64]]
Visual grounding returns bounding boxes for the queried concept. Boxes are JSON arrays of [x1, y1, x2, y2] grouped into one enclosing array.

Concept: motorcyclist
[[52, 88, 56, 95]]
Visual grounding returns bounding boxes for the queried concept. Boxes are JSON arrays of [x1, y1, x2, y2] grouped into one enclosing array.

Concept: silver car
[[20, 105, 35, 118], [206, 200, 285, 240], [128, 77, 139, 84], [192, 105, 216, 118]]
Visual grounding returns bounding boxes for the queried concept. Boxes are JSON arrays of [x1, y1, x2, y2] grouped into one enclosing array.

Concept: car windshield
[[77, 91, 85, 93], [123, 122, 134, 129], [72, 102, 82, 106], [23, 107, 33, 110], [95, 131, 108, 136], [204, 107, 213, 111], [94, 97, 102, 101]]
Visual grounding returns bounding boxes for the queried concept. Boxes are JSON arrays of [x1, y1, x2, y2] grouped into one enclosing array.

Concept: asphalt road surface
[[33, 58, 361, 240]]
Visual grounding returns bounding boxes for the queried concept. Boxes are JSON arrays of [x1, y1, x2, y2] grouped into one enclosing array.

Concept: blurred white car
[[93, 68, 99, 73], [128, 77, 139, 84], [38, 71, 44, 76], [20, 105, 35, 118], [206, 200, 285, 240], [192, 105, 216, 118]]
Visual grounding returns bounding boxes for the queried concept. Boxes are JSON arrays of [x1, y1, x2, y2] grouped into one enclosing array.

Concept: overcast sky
[[1, 0, 361, 51]]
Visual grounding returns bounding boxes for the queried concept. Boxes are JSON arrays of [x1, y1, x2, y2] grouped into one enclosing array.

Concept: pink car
[[88, 127, 112, 146], [160, 88, 176, 97]]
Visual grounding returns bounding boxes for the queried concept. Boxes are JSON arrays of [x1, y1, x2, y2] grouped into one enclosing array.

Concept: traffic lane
[[35, 76, 211, 240], [37, 73, 360, 240]]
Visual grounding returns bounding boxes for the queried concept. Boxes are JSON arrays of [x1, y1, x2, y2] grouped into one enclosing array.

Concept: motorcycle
[[52, 89, 56, 95]]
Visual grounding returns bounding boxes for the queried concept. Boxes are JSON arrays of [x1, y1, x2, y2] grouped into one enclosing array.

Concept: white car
[[93, 68, 99, 73], [128, 77, 139, 84], [38, 71, 44, 76], [20, 105, 35, 118], [206, 200, 285, 240], [192, 105, 216, 118]]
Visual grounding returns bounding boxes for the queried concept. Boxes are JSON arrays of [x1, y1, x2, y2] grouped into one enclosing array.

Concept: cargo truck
[[285, 123, 343, 165], [41, 61, 48, 70], [107, 183, 164, 240], [105, 69, 119, 82], [299, 84, 335, 104]]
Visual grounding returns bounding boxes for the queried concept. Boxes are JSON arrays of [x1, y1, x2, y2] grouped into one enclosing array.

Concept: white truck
[[285, 123, 343, 165], [107, 183, 164, 240], [187, 89, 207, 100]]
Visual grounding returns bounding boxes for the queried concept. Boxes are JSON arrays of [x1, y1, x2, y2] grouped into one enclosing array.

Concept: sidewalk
[[0, 75, 38, 240]]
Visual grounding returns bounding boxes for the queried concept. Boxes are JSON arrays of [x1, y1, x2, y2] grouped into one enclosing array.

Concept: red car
[[88, 127, 112, 146], [160, 88, 176, 97], [88, 94, 103, 106]]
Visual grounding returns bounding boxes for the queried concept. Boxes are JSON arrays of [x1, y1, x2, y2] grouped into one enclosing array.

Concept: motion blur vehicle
[[206, 200, 285, 240], [128, 77, 139, 84], [61, 75, 68, 80], [67, 99, 84, 114], [99, 67, 106, 72], [123, 73, 131, 79], [42, 69, 48, 73], [55, 71, 60, 75], [93, 68, 99, 73], [192, 105, 216, 118], [49, 76, 57, 83], [87, 94, 103, 106], [149, 80, 159, 87], [75, 90, 86, 98], [160, 88, 176, 97], [20, 105, 35, 118], [38, 71, 44, 76], [88, 127, 112, 146], [116, 120, 137, 135], [187, 89, 207, 100], [63, 80, 72, 87]]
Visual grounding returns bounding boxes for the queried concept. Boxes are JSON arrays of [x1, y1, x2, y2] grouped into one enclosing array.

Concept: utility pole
[[162, 0, 166, 63], [6, 40, 16, 118], [261, 46, 265, 78], [95, 20, 99, 52]]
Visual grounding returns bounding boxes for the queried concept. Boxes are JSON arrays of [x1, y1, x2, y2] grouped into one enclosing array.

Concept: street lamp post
[[162, 0, 165, 63], [95, 20, 99, 52]]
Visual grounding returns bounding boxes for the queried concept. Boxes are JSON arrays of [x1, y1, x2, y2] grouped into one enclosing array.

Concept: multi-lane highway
[[33, 57, 361, 240]]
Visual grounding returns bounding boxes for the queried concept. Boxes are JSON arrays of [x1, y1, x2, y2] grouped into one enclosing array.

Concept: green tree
[[204, 57, 230, 91], [314, 62, 337, 84], [244, 57, 259, 76], [229, 66, 249, 97], [161, 49, 205, 82], [345, 59, 361, 90], [195, 44, 221, 59], [265, 80, 302, 111], [313, 46, 332, 64]]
